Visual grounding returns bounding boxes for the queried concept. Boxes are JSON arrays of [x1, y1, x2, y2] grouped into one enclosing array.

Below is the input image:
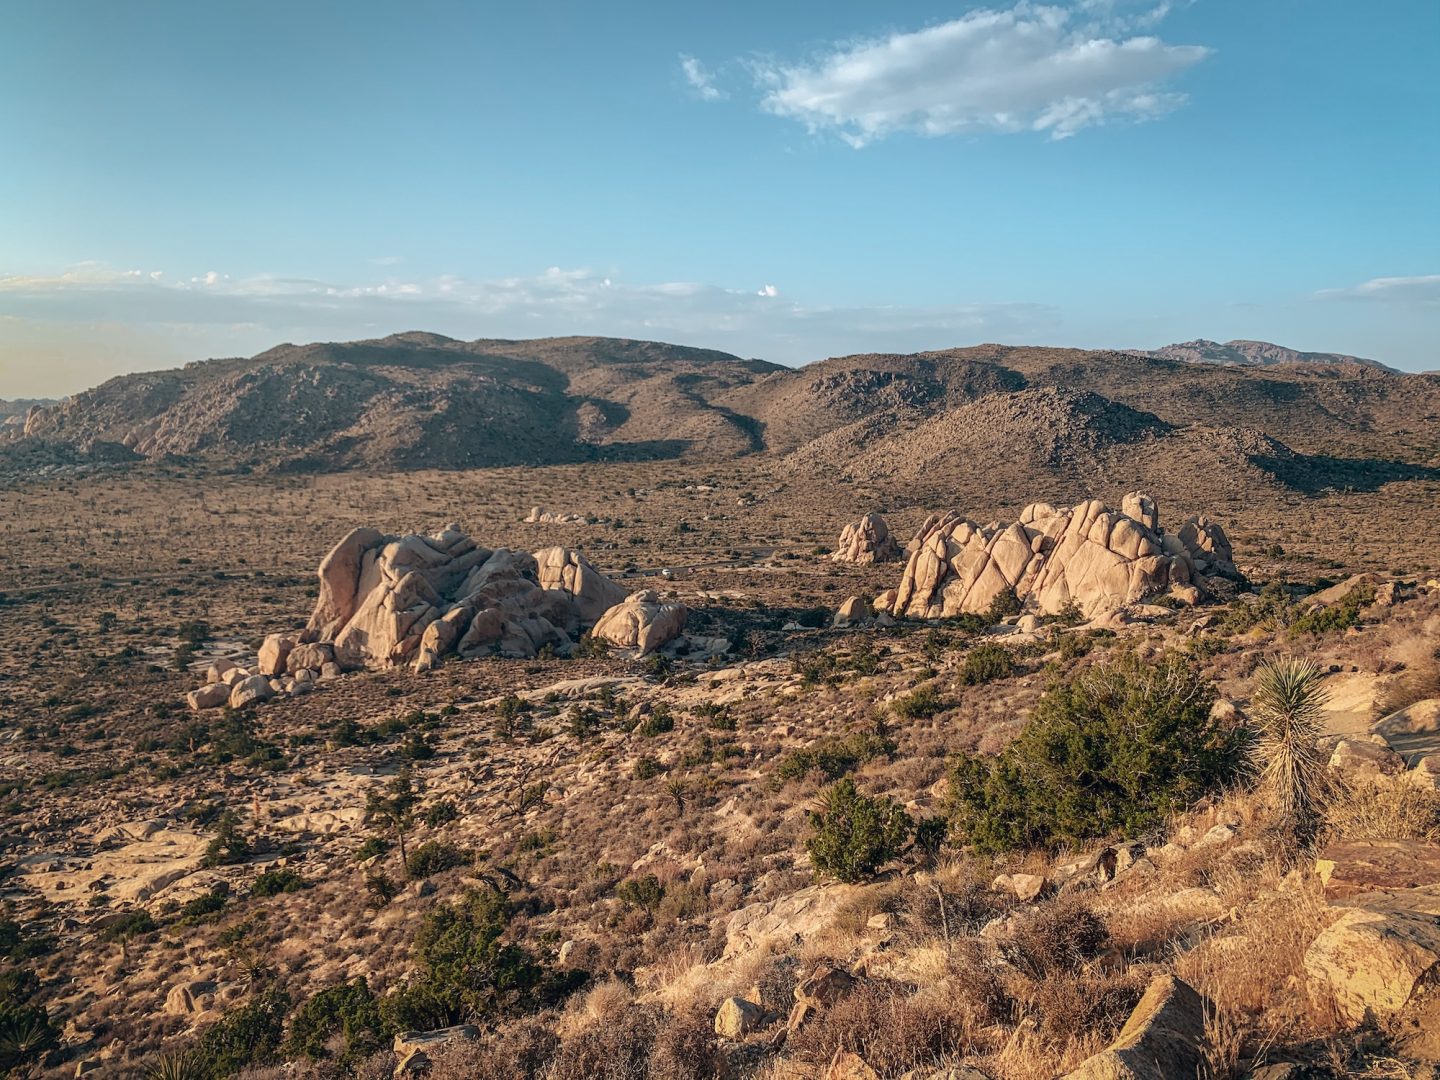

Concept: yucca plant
[[141, 1051, 207, 1080], [1250, 657, 1330, 844]]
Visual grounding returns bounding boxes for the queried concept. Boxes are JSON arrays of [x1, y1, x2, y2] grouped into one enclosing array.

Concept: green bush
[[177, 884, 229, 925], [284, 979, 386, 1065], [984, 588, 1023, 623], [354, 836, 391, 862], [101, 909, 157, 941], [892, 685, 945, 719], [405, 840, 467, 879], [634, 705, 675, 737], [424, 800, 460, 828], [805, 779, 913, 883], [379, 889, 541, 1031], [194, 988, 290, 1076], [250, 867, 309, 897], [959, 644, 1015, 685], [1288, 584, 1374, 637], [947, 653, 1243, 853], [200, 811, 252, 868], [776, 731, 896, 783], [632, 756, 664, 780], [615, 874, 665, 910]]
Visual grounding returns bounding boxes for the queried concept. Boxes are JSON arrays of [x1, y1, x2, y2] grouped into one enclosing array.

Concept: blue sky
[[1, 0, 1437, 396]]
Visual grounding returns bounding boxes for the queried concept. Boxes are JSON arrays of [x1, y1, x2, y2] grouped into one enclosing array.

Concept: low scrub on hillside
[[946, 653, 1246, 852]]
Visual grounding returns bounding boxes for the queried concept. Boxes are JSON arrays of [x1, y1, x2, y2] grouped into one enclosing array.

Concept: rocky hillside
[[1148, 337, 1391, 370], [10, 335, 1440, 476]]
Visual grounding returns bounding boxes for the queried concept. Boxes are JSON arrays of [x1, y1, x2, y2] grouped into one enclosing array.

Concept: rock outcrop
[[831, 513, 902, 564], [590, 590, 689, 655], [888, 493, 1235, 620], [1304, 888, 1440, 1023], [1064, 974, 1210, 1080], [298, 525, 624, 670]]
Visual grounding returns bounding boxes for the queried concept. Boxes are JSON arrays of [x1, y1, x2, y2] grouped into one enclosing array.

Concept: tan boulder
[[228, 674, 274, 709], [257, 633, 296, 677], [833, 596, 875, 627], [1328, 737, 1406, 780], [1063, 974, 1209, 1080], [186, 684, 229, 711], [307, 526, 387, 639], [714, 996, 765, 1038], [1304, 889, 1440, 1023], [591, 590, 688, 654], [725, 883, 860, 958], [286, 641, 334, 674], [832, 513, 902, 564], [1406, 755, 1440, 792], [1373, 698, 1440, 740], [204, 659, 236, 684], [1315, 839, 1440, 898]]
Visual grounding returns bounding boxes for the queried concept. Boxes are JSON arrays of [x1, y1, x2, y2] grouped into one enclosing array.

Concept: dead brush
[[782, 981, 970, 1076], [1323, 778, 1440, 842]]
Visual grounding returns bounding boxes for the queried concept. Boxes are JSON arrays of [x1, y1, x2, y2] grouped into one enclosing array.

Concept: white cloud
[[1316, 275, 1440, 306], [0, 263, 1058, 376], [680, 55, 725, 101], [753, 2, 1209, 145]]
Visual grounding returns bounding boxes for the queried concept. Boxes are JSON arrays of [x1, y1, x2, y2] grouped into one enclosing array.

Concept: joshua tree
[[1250, 657, 1330, 844]]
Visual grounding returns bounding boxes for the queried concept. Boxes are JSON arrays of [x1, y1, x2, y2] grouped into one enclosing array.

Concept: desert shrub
[[101, 909, 157, 941], [284, 978, 386, 1065], [0, 967, 60, 1074], [633, 705, 675, 737], [194, 988, 290, 1076], [784, 982, 964, 1075], [1217, 581, 1298, 634], [427, 1014, 560, 1080], [631, 756, 664, 780], [201, 811, 253, 868], [494, 695, 533, 740], [614, 874, 665, 911], [250, 867, 309, 897], [1249, 657, 1330, 843], [380, 889, 541, 1031], [400, 732, 435, 760], [892, 685, 945, 719], [177, 883, 229, 925], [355, 836, 391, 862], [947, 653, 1242, 852], [777, 730, 896, 783], [1002, 896, 1110, 978], [959, 643, 1015, 685], [806, 779, 914, 883], [985, 587, 1024, 622], [424, 800, 460, 828], [1025, 969, 1147, 1052], [0, 915, 53, 961], [1288, 582, 1374, 637], [645, 1007, 724, 1080], [546, 1002, 658, 1080], [405, 840, 467, 879]]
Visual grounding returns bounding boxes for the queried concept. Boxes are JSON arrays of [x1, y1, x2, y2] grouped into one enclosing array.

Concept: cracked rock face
[[831, 513, 902, 564], [303, 524, 626, 669], [590, 589, 689, 655], [889, 493, 1236, 620]]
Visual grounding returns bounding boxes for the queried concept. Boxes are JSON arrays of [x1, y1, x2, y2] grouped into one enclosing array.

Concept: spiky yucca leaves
[[1250, 658, 1330, 844], [141, 1051, 207, 1080]]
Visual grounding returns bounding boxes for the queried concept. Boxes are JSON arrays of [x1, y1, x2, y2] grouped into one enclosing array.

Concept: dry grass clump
[[1000, 895, 1110, 979], [1374, 645, 1440, 717], [1323, 780, 1440, 842], [425, 1014, 559, 1080], [784, 981, 969, 1076]]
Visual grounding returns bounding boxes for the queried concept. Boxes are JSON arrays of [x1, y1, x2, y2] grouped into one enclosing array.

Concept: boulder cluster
[[186, 524, 688, 709], [883, 493, 1236, 620], [830, 513, 902, 564]]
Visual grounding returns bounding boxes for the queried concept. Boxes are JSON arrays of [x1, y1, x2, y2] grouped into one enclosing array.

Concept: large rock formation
[[305, 524, 626, 669], [590, 590, 689, 655], [831, 513, 902, 564], [888, 493, 1235, 620]]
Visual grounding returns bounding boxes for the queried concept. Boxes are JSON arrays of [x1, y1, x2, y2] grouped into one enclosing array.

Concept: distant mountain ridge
[[1146, 338, 1392, 371], [8, 334, 1438, 491]]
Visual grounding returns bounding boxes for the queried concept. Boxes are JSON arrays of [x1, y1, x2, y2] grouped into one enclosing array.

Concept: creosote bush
[[947, 652, 1244, 852], [776, 730, 896, 783], [806, 778, 913, 883]]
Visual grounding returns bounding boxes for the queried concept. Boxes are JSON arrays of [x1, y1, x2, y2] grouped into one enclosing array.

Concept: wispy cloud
[[680, 54, 726, 101], [751, 2, 1208, 146], [0, 263, 1058, 377], [1316, 275, 1440, 306]]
